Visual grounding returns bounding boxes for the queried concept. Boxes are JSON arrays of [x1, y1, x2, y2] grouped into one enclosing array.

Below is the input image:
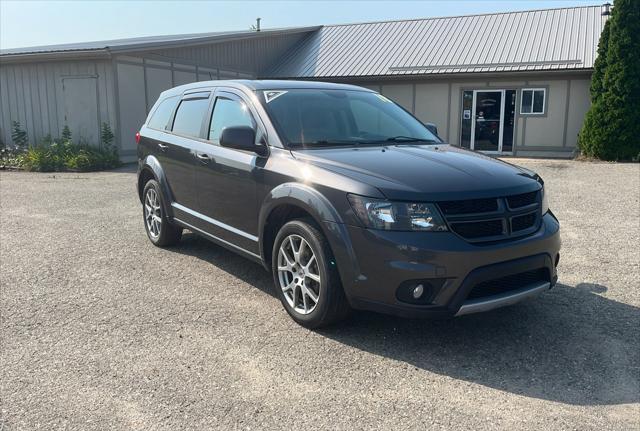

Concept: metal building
[[0, 5, 606, 159]]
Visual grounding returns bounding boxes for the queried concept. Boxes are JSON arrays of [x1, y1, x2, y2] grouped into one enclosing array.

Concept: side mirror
[[425, 122, 438, 137], [219, 126, 267, 156]]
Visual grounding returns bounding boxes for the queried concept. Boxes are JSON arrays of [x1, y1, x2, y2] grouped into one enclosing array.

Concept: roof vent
[[602, 3, 612, 16], [252, 18, 262, 31]]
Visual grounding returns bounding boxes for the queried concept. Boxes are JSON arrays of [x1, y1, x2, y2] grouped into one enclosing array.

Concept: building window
[[520, 88, 546, 114]]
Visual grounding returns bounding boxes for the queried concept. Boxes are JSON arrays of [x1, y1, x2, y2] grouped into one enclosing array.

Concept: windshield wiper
[[385, 136, 439, 144], [289, 140, 363, 148], [288, 137, 439, 149]]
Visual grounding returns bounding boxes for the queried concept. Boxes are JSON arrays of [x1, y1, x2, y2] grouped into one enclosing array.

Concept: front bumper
[[333, 212, 560, 318]]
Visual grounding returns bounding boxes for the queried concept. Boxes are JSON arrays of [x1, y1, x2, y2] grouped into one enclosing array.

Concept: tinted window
[[172, 97, 210, 137], [262, 89, 438, 147], [208, 97, 255, 144], [147, 96, 178, 130]]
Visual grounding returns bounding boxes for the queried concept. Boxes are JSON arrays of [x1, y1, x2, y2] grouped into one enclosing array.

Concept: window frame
[[520, 88, 547, 116]]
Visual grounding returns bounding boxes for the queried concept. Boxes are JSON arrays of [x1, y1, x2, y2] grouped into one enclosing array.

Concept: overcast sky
[[1, 0, 605, 49]]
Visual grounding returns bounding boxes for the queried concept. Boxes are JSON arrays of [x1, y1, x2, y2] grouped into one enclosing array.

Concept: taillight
[[135, 132, 141, 144]]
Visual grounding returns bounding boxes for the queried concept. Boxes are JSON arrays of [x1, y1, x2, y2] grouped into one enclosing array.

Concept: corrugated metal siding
[[0, 60, 116, 146], [265, 6, 605, 78], [143, 32, 311, 74], [0, 28, 318, 57]]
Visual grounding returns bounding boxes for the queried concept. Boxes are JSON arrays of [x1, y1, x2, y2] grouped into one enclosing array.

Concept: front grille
[[450, 219, 503, 239], [466, 268, 549, 300], [439, 198, 498, 215], [511, 211, 537, 232], [507, 191, 538, 209], [437, 190, 541, 243]]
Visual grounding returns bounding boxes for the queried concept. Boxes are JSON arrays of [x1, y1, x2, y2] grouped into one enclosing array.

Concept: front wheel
[[142, 179, 182, 247], [272, 220, 350, 328]]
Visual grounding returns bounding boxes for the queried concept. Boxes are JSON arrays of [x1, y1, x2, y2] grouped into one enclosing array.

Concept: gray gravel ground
[[1, 159, 639, 430]]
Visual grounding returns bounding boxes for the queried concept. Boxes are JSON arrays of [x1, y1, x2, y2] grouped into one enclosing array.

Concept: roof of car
[[161, 79, 374, 97]]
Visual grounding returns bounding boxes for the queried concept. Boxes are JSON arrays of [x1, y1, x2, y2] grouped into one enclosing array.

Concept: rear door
[[191, 89, 264, 253], [160, 91, 211, 209]]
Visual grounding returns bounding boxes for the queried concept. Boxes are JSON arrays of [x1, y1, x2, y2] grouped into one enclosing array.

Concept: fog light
[[396, 280, 442, 305]]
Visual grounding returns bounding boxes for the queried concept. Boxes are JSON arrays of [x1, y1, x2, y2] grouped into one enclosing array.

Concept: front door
[[460, 89, 516, 154], [472, 90, 503, 152], [191, 89, 262, 254]]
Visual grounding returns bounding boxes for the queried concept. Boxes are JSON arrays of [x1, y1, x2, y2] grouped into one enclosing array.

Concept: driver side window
[[208, 96, 255, 145]]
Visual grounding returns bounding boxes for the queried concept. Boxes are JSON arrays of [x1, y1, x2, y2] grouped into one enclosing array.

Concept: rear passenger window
[[208, 97, 255, 144], [172, 97, 210, 138], [147, 96, 178, 130]]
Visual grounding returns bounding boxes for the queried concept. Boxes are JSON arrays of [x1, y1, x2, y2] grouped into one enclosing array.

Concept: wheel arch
[[259, 183, 360, 291], [138, 155, 174, 218]]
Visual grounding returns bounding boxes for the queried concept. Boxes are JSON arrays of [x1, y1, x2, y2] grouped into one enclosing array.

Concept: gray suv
[[137, 80, 560, 328]]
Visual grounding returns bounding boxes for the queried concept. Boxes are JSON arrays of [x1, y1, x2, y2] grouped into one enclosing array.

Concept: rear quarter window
[[147, 96, 179, 130]]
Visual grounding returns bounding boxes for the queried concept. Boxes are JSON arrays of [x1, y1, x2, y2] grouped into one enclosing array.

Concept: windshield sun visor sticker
[[264, 90, 288, 103]]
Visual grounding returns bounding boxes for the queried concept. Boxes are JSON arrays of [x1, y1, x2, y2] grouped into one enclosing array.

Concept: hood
[[291, 144, 541, 201]]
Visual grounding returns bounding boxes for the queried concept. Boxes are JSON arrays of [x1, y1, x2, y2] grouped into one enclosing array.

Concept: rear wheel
[[142, 179, 182, 247], [272, 219, 350, 328]]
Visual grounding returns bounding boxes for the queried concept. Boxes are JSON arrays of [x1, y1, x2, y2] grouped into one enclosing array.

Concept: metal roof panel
[[265, 5, 604, 78]]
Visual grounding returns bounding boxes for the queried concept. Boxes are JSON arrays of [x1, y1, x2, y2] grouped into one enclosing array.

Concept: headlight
[[541, 185, 549, 214], [347, 194, 448, 231]]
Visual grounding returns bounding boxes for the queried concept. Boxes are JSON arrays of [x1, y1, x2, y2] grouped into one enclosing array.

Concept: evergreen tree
[[61, 125, 72, 142], [11, 121, 28, 149], [100, 122, 115, 150], [579, 0, 640, 161], [590, 18, 610, 103]]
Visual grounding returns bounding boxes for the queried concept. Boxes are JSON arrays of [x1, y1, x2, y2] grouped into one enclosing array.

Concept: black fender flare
[[138, 155, 175, 218], [259, 182, 360, 293]]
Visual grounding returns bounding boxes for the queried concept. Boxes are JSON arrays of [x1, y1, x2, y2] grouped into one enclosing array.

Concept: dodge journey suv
[[137, 80, 560, 328]]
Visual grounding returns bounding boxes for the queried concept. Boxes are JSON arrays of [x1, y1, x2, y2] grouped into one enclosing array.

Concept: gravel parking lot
[[1, 159, 639, 430]]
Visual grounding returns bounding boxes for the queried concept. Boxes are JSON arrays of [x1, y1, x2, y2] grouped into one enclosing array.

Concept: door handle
[[157, 143, 168, 152], [196, 152, 211, 163]]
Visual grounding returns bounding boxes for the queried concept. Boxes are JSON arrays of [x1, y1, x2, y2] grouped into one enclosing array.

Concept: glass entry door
[[472, 91, 503, 152], [460, 89, 515, 154]]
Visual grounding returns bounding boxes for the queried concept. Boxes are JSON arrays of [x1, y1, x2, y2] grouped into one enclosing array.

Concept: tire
[[272, 219, 350, 328], [142, 179, 182, 247]]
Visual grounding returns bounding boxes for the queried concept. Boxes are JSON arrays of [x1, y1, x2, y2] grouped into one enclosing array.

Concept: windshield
[[261, 89, 440, 148]]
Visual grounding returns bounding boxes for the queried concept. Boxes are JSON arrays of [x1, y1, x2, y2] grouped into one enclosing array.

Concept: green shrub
[[65, 151, 93, 171], [2, 122, 120, 171], [578, 0, 640, 161], [21, 139, 120, 172]]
